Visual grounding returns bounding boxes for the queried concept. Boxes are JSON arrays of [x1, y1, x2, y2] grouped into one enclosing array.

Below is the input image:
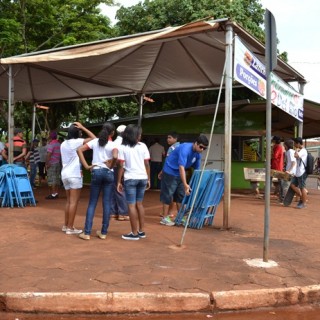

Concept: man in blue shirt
[[160, 134, 208, 226]]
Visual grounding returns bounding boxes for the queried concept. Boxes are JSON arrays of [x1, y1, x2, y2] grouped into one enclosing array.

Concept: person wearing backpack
[[290, 137, 308, 209]]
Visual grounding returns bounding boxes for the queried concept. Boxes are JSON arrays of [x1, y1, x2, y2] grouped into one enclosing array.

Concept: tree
[[115, 0, 265, 41], [0, 0, 118, 135]]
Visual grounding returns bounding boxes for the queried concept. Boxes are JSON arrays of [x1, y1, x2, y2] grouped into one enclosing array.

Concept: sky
[[100, 0, 320, 103]]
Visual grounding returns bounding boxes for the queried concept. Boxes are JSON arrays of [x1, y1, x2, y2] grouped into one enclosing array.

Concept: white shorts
[[62, 177, 83, 190]]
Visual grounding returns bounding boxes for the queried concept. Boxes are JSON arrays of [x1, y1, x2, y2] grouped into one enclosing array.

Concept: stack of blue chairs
[[0, 164, 36, 208], [175, 169, 224, 229]]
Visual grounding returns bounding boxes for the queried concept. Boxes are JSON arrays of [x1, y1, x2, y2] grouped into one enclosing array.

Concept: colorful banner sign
[[234, 37, 303, 121]]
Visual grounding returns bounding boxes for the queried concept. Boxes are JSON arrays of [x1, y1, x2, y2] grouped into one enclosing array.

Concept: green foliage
[[115, 0, 265, 41]]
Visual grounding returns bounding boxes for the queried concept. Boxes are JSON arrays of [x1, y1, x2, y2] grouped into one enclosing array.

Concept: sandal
[[118, 216, 130, 221]]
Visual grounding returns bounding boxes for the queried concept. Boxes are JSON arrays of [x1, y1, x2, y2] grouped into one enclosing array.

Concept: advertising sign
[[234, 37, 303, 121]]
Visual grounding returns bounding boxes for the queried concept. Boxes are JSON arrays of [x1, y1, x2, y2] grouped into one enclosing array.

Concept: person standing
[[160, 134, 208, 226], [77, 122, 117, 240], [110, 124, 129, 221], [117, 124, 150, 240], [271, 136, 284, 196], [45, 131, 61, 199], [2, 128, 27, 167], [25, 139, 41, 188], [60, 122, 96, 235], [38, 138, 48, 186], [149, 138, 165, 189], [290, 137, 308, 209], [279, 139, 296, 203], [158, 131, 180, 218]]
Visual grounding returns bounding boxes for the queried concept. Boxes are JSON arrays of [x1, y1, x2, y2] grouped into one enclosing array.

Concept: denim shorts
[[124, 179, 148, 204], [291, 172, 308, 189], [160, 172, 185, 205], [62, 177, 83, 190]]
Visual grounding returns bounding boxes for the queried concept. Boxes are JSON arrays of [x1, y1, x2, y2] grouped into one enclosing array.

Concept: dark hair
[[293, 137, 303, 145], [195, 134, 208, 146], [98, 122, 115, 147], [122, 124, 142, 147], [284, 139, 294, 149], [168, 131, 179, 140], [67, 124, 80, 139], [272, 136, 281, 144]]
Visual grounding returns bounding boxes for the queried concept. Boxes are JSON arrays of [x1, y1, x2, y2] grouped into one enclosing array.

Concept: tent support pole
[[223, 23, 233, 229], [32, 104, 36, 140], [8, 65, 15, 164], [138, 94, 144, 127], [298, 82, 305, 137]]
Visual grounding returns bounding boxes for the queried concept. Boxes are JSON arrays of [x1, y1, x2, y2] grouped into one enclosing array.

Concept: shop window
[[232, 136, 262, 161]]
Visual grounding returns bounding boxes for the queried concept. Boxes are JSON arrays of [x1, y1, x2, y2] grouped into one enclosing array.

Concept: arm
[[179, 165, 191, 195], [77, 144, 92, 171], [73, 122, 96, 143], [106, 148, 118, 169], [117, 161, 125, 193], [13, 146, 27, 162], [46, 151, 52, 168], [145, 159, 151, 190], [1, 149, 8, 161]]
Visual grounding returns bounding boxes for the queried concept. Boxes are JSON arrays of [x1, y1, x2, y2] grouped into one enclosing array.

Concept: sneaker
[[66, 227, 82, 235], [96, 230, 107, 240], [297, 202, 306, 209], [79, 232, 90, 240], [296, 200, 303, 207], [138, 231, 146, 239], [160, 216, 175, 226], [62, 225, 67, 232], [122, 232, 140, 240], [46, 194, 58, 200]]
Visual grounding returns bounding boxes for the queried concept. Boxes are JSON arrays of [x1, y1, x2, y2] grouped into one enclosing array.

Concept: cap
[[49, 131, 57, 139], [116, 125, 126, 133], [293, 137, 303, 145], [32, 138, 40, 143], [14, 128, 23, 135]]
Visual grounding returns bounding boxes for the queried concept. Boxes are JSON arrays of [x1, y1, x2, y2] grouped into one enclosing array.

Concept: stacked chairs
[[0, 164, 36, 208], [175, 170, 224, 229]]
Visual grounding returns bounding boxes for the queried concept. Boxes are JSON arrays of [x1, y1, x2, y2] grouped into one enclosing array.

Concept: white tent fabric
[[0, 19, 305, 103]]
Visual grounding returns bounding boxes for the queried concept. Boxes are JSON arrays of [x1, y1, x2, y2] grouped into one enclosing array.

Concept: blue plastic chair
[[12, 165, 36, 207]]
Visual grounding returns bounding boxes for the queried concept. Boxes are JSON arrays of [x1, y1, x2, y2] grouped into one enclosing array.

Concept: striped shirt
[[47, 139, 61, 165]]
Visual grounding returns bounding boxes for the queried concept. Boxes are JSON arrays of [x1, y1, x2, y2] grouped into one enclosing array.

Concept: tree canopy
[[115, 0, 265, 41], [0, 0, 269, 139]]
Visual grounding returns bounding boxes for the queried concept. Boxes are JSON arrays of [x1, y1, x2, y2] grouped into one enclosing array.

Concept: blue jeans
[[29, 162, 38, 187], [124, 179, 148, 204], [84, 168, 114, 235], [110, 167, 128, 215]]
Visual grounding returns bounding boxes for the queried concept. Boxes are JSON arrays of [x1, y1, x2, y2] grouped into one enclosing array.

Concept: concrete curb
[[1, 285, 320, 314]]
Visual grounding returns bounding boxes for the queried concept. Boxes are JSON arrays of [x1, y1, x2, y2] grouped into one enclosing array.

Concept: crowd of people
[[271, 136, 309, 209], [0, 124, 208, 241]]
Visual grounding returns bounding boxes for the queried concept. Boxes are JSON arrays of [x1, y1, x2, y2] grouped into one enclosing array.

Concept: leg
[[128, 203, 139, 234], [66, 188, 82, 228], [101, 170, 114, 234], [83, 171, 102, 235]]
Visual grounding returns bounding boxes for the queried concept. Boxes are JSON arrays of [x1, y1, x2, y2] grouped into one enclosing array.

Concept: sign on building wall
[[234, 36, 303, 121]]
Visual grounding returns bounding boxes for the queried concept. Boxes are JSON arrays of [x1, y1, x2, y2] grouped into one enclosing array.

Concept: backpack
[[302, 152, 315, 175]]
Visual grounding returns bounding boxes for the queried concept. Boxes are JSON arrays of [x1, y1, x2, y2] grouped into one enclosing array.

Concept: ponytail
[[98, 122, 115, 147]]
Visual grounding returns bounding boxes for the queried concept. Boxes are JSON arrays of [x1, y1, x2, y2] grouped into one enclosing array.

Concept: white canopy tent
[[0, 19, 307, 227]]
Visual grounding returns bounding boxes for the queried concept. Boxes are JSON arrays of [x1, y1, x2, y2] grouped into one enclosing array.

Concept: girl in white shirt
[[61, 122, 95, 235], [77, 122, 118, 240], [117, 124, 150, 240]]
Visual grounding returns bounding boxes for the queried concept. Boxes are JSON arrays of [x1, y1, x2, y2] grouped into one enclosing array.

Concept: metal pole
[[138, 94, 144, 127], [297, 82, 305, 137], [223, 23, 233, 229], [32, 104, 36, 139], [264, 9, 277, 262], [8, 65, 15, 164]]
